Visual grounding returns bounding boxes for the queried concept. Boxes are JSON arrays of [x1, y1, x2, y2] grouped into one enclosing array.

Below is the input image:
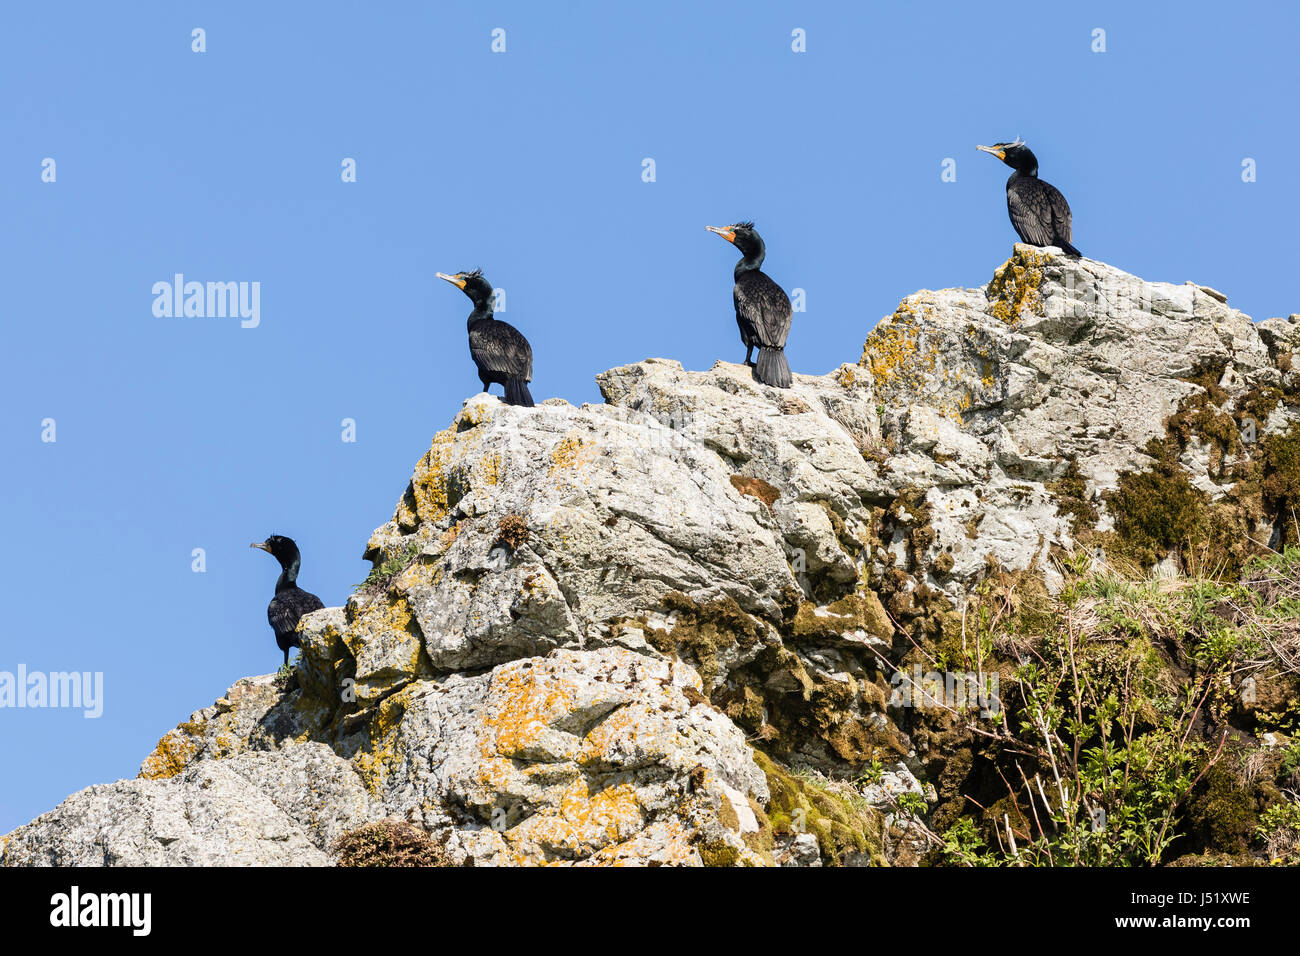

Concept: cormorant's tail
[[505, 379, 535, 407], [1058, 241, 1082, 258], [754, 347, 792, 389]]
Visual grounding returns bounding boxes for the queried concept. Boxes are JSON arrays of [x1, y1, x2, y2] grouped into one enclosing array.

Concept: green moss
[[646, 592, 766, 687], [743, 797, 775, 857], [715, 638, 907, 766], [1180, 357, 1230, 406], [754, 751, 885, 866], [1261, 424, 1300, 547], [1186, 763, 1261, 856], [1106, 454, 1209, 567], [1096, 383, 1300, 575], [1047, 461, 1099, 534], [790, 592, 893, 643], [697, 841, 742, 867]]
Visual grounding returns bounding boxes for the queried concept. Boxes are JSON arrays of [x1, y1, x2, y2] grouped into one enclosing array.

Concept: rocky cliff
[[7, 246, 1300, 867]]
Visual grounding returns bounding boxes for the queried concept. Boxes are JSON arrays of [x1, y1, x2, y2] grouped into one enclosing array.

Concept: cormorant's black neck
[[1008, 149, 1039, 179], [733, 241, 766, 279], [275, 556, 301, 593], [467, 301, 493, 329]]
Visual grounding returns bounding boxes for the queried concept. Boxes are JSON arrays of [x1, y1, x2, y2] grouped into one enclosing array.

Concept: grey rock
[[3, 744, 371, 866]]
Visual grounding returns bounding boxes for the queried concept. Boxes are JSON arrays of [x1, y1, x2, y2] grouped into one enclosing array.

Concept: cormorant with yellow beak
[[977, 139, 1081, 257], [436, 269, 535, 407], [706, 222, 793, 388]]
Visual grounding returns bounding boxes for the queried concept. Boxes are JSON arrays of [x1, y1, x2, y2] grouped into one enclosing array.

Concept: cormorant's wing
[[268, 589, 321, 640], [1008, 178, 1073, 247], [1043, 179, 1073, 244], [733, 288, 758, 345], [297, 589, 325, 615], [470, 319, 533, 381], [735, 272, 792, 348]]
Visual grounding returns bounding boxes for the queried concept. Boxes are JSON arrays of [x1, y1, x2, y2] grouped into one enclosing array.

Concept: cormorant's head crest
[[976, 138, 1036, 173], [706, 221, 764, 259], [251, 535, 300, 566], [437, 268, 493, 304]]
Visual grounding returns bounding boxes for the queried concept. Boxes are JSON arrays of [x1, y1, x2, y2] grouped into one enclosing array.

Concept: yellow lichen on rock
[[861, 304, 940, 396], [138, 728, 200, 780], [987, 247, 1047, 325], [477, 451, 503, 487], [549, 432, 594, 475], [409, 430, 457, 525], [352, 682, 417, 796]]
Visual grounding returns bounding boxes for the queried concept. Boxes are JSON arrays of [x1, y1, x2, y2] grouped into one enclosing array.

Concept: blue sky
[[2, 1, 1297, 834]]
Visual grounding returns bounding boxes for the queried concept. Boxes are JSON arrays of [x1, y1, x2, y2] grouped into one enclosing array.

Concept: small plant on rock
[[332, 819, 452, 867], [355, 540, 422, 594], [495, 512, 530, 551]]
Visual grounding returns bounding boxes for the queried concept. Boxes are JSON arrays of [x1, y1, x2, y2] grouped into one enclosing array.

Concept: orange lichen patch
[[481, 664, 590, 761], [476, 451, 503, 487], [861, 306, 938, 395], [987, 248, 1047, 325], [585, 816, 697, 866], [560, 778, 643, 843], [352, 683, 416, 795], [729, 474, 780, 511], [833, 365, 863, 389], [342, 597, 425, 700], [345, 596, 413, 640], [939, 391, 974, 422], [506, 778, 646, 860], [437, 522, 462, 552], [138, 728, 200, 780], [395, 557, 443, 592], [517, 568, 551, 599], [549, 433, 595, 475], [409, 430, 459, 525], [577, 700, 682, 769], [454, 400, 495, 430]]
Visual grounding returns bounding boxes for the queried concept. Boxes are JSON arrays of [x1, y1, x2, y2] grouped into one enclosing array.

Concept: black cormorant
[[706, 222, 793, 388], [977, 139, 1081, 257], [251, 535, 325, 667], [436, 270, 534, 407]]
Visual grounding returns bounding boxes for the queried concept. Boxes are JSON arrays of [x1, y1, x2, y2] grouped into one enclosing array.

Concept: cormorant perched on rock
[[251, 535, 324, 667], [977, 139, 1081, 257], [436, 270, 534, 407], [706, 222, 793, 388]]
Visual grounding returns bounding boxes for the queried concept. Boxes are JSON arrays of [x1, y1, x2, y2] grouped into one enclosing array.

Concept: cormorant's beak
[[976, 144, 1006, 161], [250, 541, 271, 553], [436, 272, 467, 289], [706, 225, 737, 244]]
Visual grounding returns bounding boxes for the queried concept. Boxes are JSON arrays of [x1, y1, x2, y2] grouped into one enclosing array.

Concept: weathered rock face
[[358, 382, 803, 686], [2, 744, 371, 866], [865, 247, 1298, 592], [6, 248, 1298, 867]]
